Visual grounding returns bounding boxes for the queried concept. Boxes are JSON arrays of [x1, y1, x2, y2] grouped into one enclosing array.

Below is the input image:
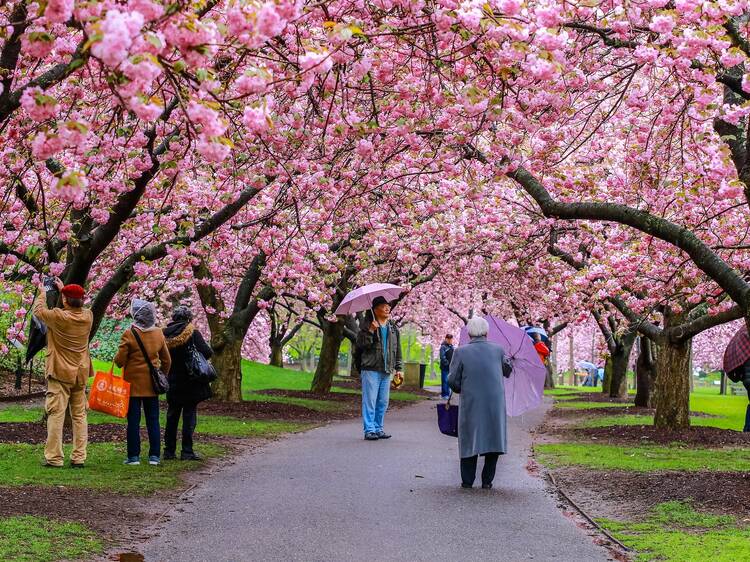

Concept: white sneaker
[[123, 458, 140, 466], [148, 456, 160, 466]]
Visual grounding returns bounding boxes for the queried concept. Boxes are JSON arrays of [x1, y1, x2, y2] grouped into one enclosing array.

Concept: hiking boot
[[461, 483, 473, 489], [180, 452, 202, 461], [123, 458, 141, 466], [148, 456, 160, 466], [163, 452, 177, 461], [481, 483, 492, 489], [41, 461, 63, 468], [376, 431, 392, 439], [70, 462, 85, 469], [364, 432, 379, 441]]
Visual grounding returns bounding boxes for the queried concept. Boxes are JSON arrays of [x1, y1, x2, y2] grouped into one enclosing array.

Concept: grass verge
[[535, 443, 750, 472], [0, 442, 224, 493], [0, 515, 103, 562], [597, 502, 750, 562]]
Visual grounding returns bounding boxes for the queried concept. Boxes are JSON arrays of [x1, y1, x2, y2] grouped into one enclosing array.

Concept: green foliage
[[0, 516, 103, 562], [596, 502, 750, 562], [89, 317, 131, 361], [535, 443, 750, 472], [0, 442, 224, 494]]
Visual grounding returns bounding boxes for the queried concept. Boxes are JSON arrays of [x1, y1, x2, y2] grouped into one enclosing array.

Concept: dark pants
[[164, 401, 198, 455], [127, 397, 160, 459], [440, 368, 450, 398], [461, 453, 500, 487]]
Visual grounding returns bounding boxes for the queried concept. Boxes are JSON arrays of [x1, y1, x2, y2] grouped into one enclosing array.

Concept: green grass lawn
[[597, 502, 750, 562], [535, 443, 750, 472], [0, 442, 224, 493], [0, 405, 311, 438], [0, 516, 103, 562], [555, 401, 631, 410]]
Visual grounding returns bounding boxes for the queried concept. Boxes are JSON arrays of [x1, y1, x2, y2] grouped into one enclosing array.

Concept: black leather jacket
[[355, 321, 403, 375]]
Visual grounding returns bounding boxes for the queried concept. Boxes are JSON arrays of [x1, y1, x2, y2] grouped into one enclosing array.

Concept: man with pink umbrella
[[337, 284, 406, 441]]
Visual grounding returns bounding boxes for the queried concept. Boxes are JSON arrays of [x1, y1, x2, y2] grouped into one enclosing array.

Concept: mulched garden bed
[[556, 392, 633, 404], [0, 369, 45, 401], [333, 379, 436, 398], [0, 485, 162, 543], [562, 424, 750, 447], [553, 467, 750, 521], [0, 421, 126, 444], [200, 397, 358, 420], [548, 405, 656, 418]]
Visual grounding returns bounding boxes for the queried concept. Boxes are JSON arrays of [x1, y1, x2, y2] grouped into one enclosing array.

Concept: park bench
[[730, 384, 746, 396]]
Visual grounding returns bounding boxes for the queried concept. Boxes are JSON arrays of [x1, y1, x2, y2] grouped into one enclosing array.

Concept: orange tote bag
[[88, 366, 130, 418]]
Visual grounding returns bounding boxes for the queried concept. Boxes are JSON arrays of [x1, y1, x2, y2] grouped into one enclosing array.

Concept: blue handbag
[[437, 393, 459, 437]]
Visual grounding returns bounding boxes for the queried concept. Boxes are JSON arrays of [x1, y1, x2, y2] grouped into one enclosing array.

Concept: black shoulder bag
[[131, 328, 169, 394]]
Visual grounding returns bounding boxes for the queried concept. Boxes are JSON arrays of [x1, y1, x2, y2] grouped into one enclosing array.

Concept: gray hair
[[467, 316, 489, 338]]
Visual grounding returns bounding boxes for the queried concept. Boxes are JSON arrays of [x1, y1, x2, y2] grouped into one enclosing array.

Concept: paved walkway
[[141, 398, 609, 562]]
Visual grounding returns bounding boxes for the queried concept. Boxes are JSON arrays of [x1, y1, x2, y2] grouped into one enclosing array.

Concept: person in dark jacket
[[355, 296, 403, 441], [439, 334, 455, 400], [162, 306, 213, 461]]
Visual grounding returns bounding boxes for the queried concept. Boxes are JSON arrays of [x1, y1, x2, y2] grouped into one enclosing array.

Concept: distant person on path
[[355, 296, 403, 441], [439, 334, 455, 400], [114, 299, 171, 466], [532, 332, 550, 366], [163, 305, 213, 461], [33, 279, 92, 468], [448, 316, 512, 489]]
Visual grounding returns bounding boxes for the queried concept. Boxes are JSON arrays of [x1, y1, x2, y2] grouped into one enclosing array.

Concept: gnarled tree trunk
[[634, 337, 657, 408], [211, 339, 243, 402], [608, 331, 637, 399], [654, 337, 691, 429], [269, 344, 283, 368], [311, 321, 344, 394], [602, 356, 612, 395]]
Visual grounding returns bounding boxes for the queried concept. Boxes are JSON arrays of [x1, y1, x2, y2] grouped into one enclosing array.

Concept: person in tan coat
[[114, 298, 171, 466], [33, 279, 92, 468]]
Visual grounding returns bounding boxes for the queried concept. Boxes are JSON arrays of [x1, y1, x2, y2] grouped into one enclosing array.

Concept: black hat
[[371, 296, 390, 308]]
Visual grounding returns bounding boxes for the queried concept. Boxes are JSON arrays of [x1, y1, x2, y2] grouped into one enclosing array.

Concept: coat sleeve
[[194, 330, 213, 358], [447, 349, 463, 393], [113, 331, 130, 368], [158, 332, 172, 375], [394, 326, 403, 371], [32, 292, 60, 329]]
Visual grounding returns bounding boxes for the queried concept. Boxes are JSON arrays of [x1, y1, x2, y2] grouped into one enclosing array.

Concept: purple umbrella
[[460, 315, 546, 417], [334, 283, 406, 315]]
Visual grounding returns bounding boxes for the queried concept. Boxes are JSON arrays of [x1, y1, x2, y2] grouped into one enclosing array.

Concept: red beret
[[61, 284, 85, 299]]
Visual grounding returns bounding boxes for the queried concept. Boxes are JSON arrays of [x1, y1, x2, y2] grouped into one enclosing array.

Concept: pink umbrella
[[459, 315, 547, 417], [334, 283, 406, 315]]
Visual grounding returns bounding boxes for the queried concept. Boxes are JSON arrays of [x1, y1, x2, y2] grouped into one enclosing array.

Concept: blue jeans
[[441, 367, 450, 398], [127, 397, 161, 459], [361, 370, 391, 435]]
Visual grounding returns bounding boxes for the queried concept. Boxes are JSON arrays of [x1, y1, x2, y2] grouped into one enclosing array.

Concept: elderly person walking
[[114, 299, 171, 466], [33, 279, 92, 468], [448, 316, 511, 489], [163, 305, 213, 461]]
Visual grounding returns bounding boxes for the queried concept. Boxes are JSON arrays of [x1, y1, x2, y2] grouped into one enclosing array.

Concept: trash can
[[403, 362, 420, 388], [418, 363, 426, 389]]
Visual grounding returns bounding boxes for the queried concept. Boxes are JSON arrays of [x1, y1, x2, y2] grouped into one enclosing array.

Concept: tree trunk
[[635, 338, 657, 408], [310, 322, 344, 394], [211, 339, 244, 402], [602, 356, 612, 394], [654, 338, 691, 429], [544, 361, 555, 389], [609, 332, 637, 399], [269, 343, 283, 368]]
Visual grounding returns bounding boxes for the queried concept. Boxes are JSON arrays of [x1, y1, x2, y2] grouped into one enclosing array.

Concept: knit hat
[[61, 284, 84, 299]]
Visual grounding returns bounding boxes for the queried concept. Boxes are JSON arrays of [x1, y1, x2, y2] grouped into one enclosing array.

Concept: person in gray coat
[[448, 316, 512, 489]]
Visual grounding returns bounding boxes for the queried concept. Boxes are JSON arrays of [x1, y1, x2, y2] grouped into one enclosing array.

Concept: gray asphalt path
[[141, 398, 609, 562]]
